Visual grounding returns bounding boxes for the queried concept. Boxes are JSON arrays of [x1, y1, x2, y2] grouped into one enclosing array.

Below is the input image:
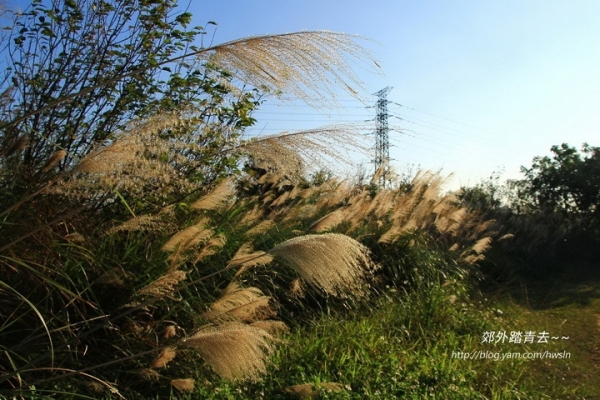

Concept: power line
[[244, 98, 538, 180], [391, 102, 497, 133]]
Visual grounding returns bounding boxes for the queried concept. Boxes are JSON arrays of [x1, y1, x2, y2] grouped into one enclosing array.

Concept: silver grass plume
[[181, 322, 274, 381], [201, 283, 274, 323], [191, 178, 236, 211], [269, 233, 377, 297], [162, 218, 213, 252], [170, 378, 195, 392], [152, 347, 177, 368], [137, 270, 187, 300], [242, 124, 372, 178], [200, 31, 378, 108], [228, 243, 274, 277], [309, 209, 347, 232]]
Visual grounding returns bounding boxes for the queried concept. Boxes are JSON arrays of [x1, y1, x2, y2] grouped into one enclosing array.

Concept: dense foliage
[[0, 0, 261, 213], [517, 143, 600, 229], [460, 143, 600, 275]]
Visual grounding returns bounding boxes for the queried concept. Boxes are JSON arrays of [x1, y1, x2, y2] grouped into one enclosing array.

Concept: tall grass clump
[[0, 2, 506, 398], [0, 0, 391, 394]]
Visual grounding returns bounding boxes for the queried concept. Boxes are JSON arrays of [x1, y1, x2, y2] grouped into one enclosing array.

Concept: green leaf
[[40, 27, 55, 37], [175, 12, 192, 27]]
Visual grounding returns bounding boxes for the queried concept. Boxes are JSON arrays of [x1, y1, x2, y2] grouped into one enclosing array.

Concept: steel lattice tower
[[373, 86, 392, 187]]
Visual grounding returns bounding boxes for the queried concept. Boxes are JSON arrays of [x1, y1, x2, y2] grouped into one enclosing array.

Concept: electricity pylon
[[373, 86, 392, 187]]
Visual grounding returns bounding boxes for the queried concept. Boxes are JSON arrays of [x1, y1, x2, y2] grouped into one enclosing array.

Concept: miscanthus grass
[[181, 322, 274, 381], [270, 233, 378, 298], [0, 28, 507, 398]]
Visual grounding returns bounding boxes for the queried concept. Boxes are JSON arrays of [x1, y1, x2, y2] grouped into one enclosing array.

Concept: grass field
[[164, 262, 600, 399]]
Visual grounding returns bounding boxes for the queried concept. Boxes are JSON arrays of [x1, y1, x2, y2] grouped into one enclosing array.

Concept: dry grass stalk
[[462, 254, 485, 265], [296, 187, 316, 199], [378, 219, 418, 244], [290, 279, 306, 299], [377, 228, 397, 244], [261, 190, 277, 205], [73, 114, 176, 175], [164, 325, 177, 339], [371, 163, 388, 185], [229, 243, 254, 262], [277, 178, 294, 191], [271, 190, 292, 207], [245, 138, 304, 179], [288, 184, 306, 200], [170, 378, 195, 392], [239, 205, 263, 226], [269, 233, 377, 297], [257, 172, 283, 186], [162, 218, 213, 252], [390, 189, 422, 223], [243, 125, 371, 179], [421, 173, 452, 202], [106, 214, 168, 234], [226, 297, 274, 323], [473, 219, 496, 235], [228, 244, 274, 277], [74, 114, 177, 170], [435, 208, 467, 235], [369, 189, 397, 219], [202, 283, 274, 323], [3, 134, 29, 155], [137, 270, 187, 300], [138, 368, 161, 382], [459, 237, 493, 265], [191, 178, 236, 210], [309, 209, 347, 232], [55, 113, 197, 200], [469, 237, 493, 255], [376, 171, 468, 243], [285, 382, 345, 399], [182, 322, 274, 381], [194, 233, 227, 263], [202, 31, 376, 108], [498, 233, 515, 241], [64, 232, 85, 242], [280, 204, 318, 223], [152, 347, 177, 368], [250, 320, 290, 335], [245, 220, 275, 236], [343, 191, 371, 230], [315, 179, 352, 209], [41, 149, 66, 172]]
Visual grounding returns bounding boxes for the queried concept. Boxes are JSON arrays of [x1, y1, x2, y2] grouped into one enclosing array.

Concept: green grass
[[483, 263, 600, 400], [172, 265, 600, 399], [5, 237, 598, 399], [167, 283, 527, 399], [3, 176, 599, 399]]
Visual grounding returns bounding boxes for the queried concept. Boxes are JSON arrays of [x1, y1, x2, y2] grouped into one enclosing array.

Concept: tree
[[519, 143, 600, 222], [0, 0, 260, 192]]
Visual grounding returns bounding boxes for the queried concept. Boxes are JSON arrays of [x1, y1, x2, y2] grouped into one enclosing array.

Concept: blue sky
[[7, 0, 600, 188], [190, 0, 600, 188]]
